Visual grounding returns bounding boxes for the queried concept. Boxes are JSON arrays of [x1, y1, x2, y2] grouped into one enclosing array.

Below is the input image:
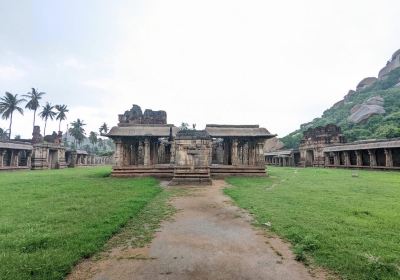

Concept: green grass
[[225, 167, 400, 280], [0, 167, 163, 280]]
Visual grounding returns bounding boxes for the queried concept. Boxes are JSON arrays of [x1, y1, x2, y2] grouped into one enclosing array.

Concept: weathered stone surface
[[264, 137, 284, 152], [356, 77, 377, 91], [118, 104, 167, 125], [142, 109, 167, 125], [348, 96, 385, 123], [344, 90, 356, 101], [378, 49, 400, 78], [32, 126, 43, 144]]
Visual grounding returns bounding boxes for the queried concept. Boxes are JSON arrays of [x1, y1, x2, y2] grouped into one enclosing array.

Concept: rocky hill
[[282, 49, 400, 149]]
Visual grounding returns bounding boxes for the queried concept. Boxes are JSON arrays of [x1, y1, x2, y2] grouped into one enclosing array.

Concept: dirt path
[[68, 180, 324, 280]]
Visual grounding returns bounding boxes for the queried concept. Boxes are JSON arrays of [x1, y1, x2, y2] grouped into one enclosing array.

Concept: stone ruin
[[118, 104, 167, 126], [170, 130, 212, 185]]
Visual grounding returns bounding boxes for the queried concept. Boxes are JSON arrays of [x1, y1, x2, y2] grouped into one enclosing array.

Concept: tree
[[23, 88, 45, 130], [99, 122, 109, 134], [69, 118, 86, 147], [0, 128, 8, 140], [89, 131, 98, 146], [55, 104, 69, 132], [0, 92, 26, 139], [39, 102, 56, 136]]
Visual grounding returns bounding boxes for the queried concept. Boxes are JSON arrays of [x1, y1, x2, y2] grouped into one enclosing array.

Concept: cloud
[[0, 65, 25, 80], [61, 57, 86, 70]]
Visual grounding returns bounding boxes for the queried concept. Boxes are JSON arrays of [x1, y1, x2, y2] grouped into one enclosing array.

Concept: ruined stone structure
[[291, 124, 400, 170], [299, 124, 345, 167], [0, 126, 112, 172], [170, 130, 212, 185], [0, 141, 33, 170], [323, 139, 400, 170], [265, 149, 300, 167], [107, 105, 274, 181]]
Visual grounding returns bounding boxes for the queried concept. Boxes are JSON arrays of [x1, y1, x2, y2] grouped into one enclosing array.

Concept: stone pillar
[[144, 138, 150, 166], [27, 151, 32, 168], [256, 142, 265, 166], [0, 150, 4, 167], [333, 152, 339, 166], [170, 143, 175, 164], [356, 151, 362, 166], [114, 140, 123, 166], [384, 149, 393, 168], [368, 149, 377, 167], [324, 153, 330, 166], [231, 138, 238, 166], [343, 151, 350, 166]]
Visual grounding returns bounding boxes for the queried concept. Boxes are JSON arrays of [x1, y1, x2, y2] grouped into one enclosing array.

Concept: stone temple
[[106, 105, 274, 183]]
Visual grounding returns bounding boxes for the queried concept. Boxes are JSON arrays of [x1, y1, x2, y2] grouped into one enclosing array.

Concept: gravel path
[[68, 180, 324, 280]]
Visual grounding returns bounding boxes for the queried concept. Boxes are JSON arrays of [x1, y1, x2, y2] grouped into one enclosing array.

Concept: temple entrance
[[305, 150, 314, 167], [48, 150, 59, 169]]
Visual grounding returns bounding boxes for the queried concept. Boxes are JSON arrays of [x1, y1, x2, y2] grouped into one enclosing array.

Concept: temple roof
[[0, 141, 33, 150], [107, 125, 178, 137], [205, 124, 275, 138], [264, 149, 298, 156], [323, 138, 400, 152]]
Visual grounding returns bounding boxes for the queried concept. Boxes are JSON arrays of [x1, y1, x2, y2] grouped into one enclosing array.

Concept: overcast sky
[[1, 0, 400, 139]]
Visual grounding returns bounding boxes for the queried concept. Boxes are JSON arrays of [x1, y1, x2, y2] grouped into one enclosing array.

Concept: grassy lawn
[[0, 167, 163, 280], [225, 167, 400, 280]]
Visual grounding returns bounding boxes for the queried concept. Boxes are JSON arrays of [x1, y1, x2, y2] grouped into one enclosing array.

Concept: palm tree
[[69, 119, 86, 147], [39, 102, 56, 136], [89, 131, 98, 146], [55, 104, 69, 132], [23, 88, 45, 130], [0, 92, 26, 139], [99, 122, 109, 135]]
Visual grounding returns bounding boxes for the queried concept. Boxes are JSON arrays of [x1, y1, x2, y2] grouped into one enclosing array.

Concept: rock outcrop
[[348, 96, 385, 124], [356, 77, 377, 91], [378, 49, 400, 79], [264, 137, 284, 152]]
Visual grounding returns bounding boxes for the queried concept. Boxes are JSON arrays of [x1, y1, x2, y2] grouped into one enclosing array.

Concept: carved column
[[27, 151, 32, 168], [114, 140, 123, 166], [170, 142, 175, 164], [324, 153, 330, 166], [368, 149, 377, 167], [231, 138, 238, 166], [384, 149, 393, 168], [0, 150, 3, 167], [356, 150, 362, 166], [144, 138, 150, 166], [343, 151, 350, 166], [256, 141, 265, 166], [333, 152, 339, 166]]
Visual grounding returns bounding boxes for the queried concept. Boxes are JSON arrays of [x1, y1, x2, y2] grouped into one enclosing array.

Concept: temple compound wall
[[107, 105, 274, 181], [290, 124, 400, 170], [0, 126, 112, 172], [265, 149, 300, 167]]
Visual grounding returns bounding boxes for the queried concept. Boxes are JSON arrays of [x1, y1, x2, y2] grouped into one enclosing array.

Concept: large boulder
[[348, 96, 385, 123], [356, 77, 377, 91], [264, 137, 284, 152]]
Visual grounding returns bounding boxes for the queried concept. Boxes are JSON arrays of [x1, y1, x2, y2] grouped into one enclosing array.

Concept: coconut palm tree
[[55, 104, 69, 132], [39, 102, 56, 136], [69, 119, 86, 147], [89, 131, 98, 146], [23, 88, 46, 130], [0, 92, 26, 139], [99, 122, 109, 135]]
